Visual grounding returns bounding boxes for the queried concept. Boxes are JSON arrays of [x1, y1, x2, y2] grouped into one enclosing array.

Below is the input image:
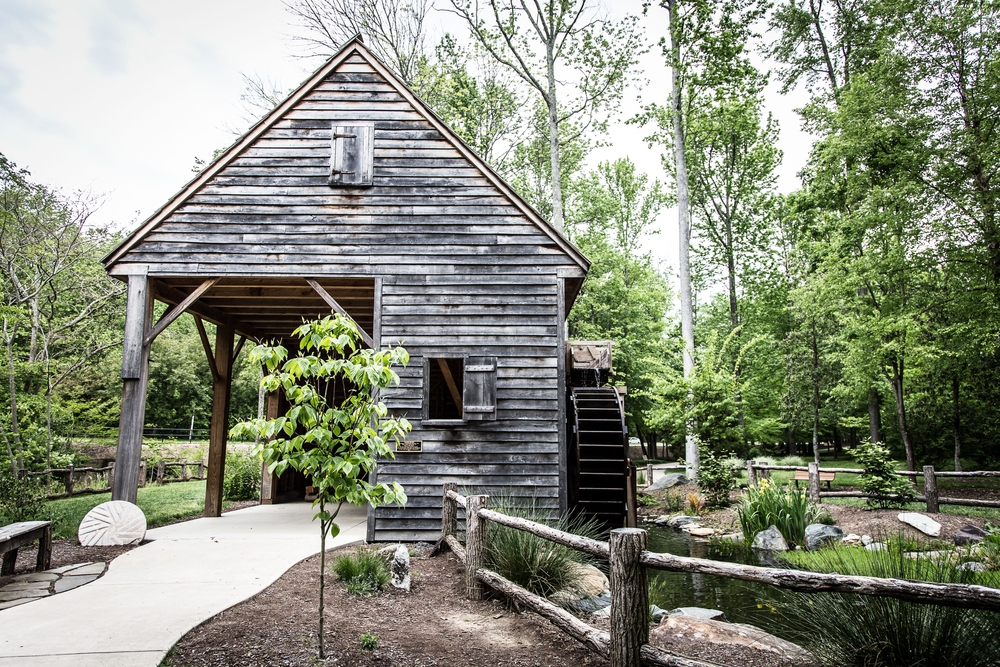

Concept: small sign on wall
[[396, 440, 422, 453]]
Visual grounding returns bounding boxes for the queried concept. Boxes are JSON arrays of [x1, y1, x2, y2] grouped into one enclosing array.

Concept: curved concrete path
[[0, 502, 368, 666]]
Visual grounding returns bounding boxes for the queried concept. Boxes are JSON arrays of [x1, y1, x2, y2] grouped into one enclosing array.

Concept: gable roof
[[103, 35, 589, 273]]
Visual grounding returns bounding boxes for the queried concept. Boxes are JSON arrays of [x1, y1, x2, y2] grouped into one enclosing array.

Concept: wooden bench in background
[[794, 470, 836, 490], [0, 521, 52, 576]]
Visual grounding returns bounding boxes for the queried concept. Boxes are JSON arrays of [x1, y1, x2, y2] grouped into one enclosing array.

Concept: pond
[[645, 526, 791, 637]]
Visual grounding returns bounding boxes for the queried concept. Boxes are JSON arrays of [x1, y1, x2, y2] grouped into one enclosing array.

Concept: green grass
[[45, 480, 225, 539], [332, 549, 390, 596]]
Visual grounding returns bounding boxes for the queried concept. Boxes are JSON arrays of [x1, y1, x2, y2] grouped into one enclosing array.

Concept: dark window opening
[[427, 358, 464, 420]]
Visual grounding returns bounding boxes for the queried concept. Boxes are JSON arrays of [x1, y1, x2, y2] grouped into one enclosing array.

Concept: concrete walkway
[[0, 502, 368, 667]]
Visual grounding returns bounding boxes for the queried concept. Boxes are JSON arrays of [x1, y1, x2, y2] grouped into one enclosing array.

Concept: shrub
[[661, 490, 685, 513], [776, 455, 807, 467], [486, 496, 603, 599], [776, 542, 1000, 667], [696, 446, 736, 507], [686, 491, 705, 514], [223, 449, 260, 501], [0, 470, 46, 523], [359, 632, 379, 650], [737, 479, 822, 548], [851, 442, 913, 509], [332, 549, 390, 596]]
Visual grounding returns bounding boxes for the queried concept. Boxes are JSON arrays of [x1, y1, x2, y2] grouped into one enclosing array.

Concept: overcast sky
[[0, 0, 813, 276]]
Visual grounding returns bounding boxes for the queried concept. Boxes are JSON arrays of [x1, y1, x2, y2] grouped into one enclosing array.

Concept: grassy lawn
[[45, 480, 212, 540], [820, 496, 1000, 522]]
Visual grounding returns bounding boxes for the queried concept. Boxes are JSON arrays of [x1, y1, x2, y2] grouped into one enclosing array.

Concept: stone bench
[[793, 469, 836, 490], [0, 521, 52, 576]]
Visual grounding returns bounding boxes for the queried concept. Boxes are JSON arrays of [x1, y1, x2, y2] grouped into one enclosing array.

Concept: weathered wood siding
[[110, 48, 583, 542]]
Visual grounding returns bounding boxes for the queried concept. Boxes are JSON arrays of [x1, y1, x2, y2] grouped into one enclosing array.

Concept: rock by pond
[[650, 615, 815, 666], [752, 526, 789, 551], [804, 524, 843, 550], [668, 515, 700, 529], [647, 473, 690, 492], [898, 512, 942, 537], [955, 525, 987, 546], [670, 606, 726, 621]]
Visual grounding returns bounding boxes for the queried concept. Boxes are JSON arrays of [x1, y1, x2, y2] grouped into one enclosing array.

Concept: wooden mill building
[[102, 36, 603, 542]]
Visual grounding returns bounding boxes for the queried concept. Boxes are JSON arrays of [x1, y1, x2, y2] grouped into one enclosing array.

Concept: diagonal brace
[[305, 278, 375, 348], [144, 278, 219, 346]]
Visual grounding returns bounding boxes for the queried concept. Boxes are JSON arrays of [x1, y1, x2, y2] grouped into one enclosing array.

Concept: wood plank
[[144, 278, 218, 346], [305, 279, 375, 348], [204, 321, 234, 517]]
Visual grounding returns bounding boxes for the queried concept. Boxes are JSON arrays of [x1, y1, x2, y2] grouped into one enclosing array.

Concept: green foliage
[[776, 543, 1000, 667], [737, 478, 822, 548], [332, 550, 391, 597], [222, 448, 260, 501], [359, 632, 379, 651], [696, 446, 736, 507], [0, 471, 46, 523], [851, 442, 913, 509], [486, 496, 603, 600]]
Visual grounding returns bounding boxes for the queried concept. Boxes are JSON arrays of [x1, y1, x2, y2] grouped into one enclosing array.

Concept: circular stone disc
[[78, 500, 147, 547]]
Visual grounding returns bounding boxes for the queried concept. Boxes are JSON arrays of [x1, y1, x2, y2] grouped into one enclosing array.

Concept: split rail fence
[[439, 482, 1000, 667], [747, 461, 1000, 512], [20, 459, 206, 499]]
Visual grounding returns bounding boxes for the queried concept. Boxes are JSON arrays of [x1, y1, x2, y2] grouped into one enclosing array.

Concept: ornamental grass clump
[[737, 479, 821, 548], [486, 496, 603, 600], [332, 549, 391, 596], [776, 541, 1000, 667]]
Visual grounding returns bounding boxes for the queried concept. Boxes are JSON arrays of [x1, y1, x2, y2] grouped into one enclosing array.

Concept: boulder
[[389, 544, 410, 592], [842, 533, 862, 546], [569, 592, 610, 614], [954, 525, 988, 546], [719, 532, 743, 541], [651, 615, 815, 666], [804, 524, 843, 550], [568, 563, 608, 598], [650, 605, 669, 623], [752, 526, 789, 551], [668, 516, 700, 529], [647, 473, 690, 492], [78, 500, 147, 547], [688, 527, 715, 538], [861, 534, 874, 546], [898, 512, 942, 537], [669, 607, 726, 621], [958, 561, 987, 572], [652, 515, 671, 527]]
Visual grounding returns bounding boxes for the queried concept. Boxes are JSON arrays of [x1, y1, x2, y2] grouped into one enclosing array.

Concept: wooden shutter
[[329, 122, 374, 187], [463, 356, 497, 421]]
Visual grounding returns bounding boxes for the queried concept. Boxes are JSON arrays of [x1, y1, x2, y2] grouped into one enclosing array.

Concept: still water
[[645, 526, 789, 636]]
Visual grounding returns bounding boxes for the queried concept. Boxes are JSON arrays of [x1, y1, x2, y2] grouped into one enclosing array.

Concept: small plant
[[737, 478, 822, 548], [696, 446, 736, 507], [661, 490, 685, 513], [637, 469, 646, 485], [486, 495, 603, 599], [850, 442, 913, 509], [223, 449, 260, 501], [333, 549, 391, 596], [359, 632, 379, 651], [686, 491, 705, 514], [637, 493, 657, 507]]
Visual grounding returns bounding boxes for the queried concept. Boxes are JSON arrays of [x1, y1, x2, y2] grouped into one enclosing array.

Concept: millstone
[[78, 501, 147, 546]]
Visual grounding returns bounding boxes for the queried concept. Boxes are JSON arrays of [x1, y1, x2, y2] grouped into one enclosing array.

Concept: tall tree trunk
[[545, 48, 564, 232], [833, 424, 842, 456], [787, 425, 795, 456], [868, 387, 883, 443], [318, 506, 327, 659], [953, 375, 962, 472], [888, 360, 916, 471], [811, 321, 821, 465], [727, 229, 745, 438], [4, 319, 22, 472], [669, 0, 698, 477]]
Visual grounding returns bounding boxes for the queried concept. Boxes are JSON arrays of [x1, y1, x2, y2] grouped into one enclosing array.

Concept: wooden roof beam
[[144, 278, 219, 346], [152, 279, 267, 342], [305, 278, 375, 348]]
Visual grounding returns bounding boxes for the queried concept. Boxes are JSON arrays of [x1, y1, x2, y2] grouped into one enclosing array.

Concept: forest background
[[1, 0, 998, 476]]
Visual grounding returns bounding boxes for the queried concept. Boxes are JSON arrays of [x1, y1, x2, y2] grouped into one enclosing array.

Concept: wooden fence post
[[198, 462, 205, 479], [64, 464, 75, 496], [924, 465, 939, 513], [609, 528, 648, 667], [156, 460, 165, 484], [464, 494, 489, 601], [746, 460, 757, 487], [138, 460, 146, 488], [758, 466, 771, 481], [625, 462, 638, 528], [808, 462, 821, 502], [646, 463, 653, 487], [108, 463, 115, 491], [181, 462, 189, 481], [442, 482, 458, 537]]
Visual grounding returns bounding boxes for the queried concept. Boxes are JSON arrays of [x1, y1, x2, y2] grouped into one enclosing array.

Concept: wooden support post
[[442, 482, 458, 538], [113, 273, 153, 504], [924, 465, 939, 513], [464, 494, 489, 601], [808, 462, 821, 502], [181, 462, 188, 481], [204, 320, 235, 517], [759, 467, 771, 481], [259, 391, 280, 504], [35, 523, 51, 572], [746, 460, 757, 487], [138, 460, 146, 488], [646, 463, 653, 487], [625, 462, 638, 528], [156, 460, 165, 484], [609, 528, 648, 667], [64, 464, 75, 496], [197, 462, 204, 479]]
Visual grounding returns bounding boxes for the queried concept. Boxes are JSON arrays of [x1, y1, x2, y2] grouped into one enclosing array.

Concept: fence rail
[[438, 482, 1000, 667], [747, 461, 1000, 512], [19, 459, 206, 499]]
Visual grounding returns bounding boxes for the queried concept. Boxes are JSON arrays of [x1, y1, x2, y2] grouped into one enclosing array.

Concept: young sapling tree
[[230, 314, 410, 659]]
